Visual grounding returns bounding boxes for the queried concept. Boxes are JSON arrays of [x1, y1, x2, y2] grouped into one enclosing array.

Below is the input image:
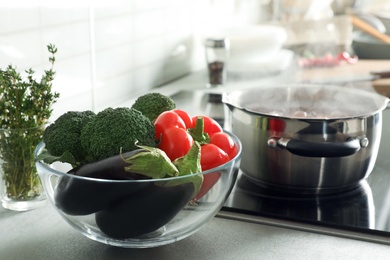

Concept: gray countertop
[[1, 203, 390, 260]]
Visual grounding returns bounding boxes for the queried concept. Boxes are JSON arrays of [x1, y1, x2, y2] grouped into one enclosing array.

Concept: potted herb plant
[[0, 44, 59, 211]]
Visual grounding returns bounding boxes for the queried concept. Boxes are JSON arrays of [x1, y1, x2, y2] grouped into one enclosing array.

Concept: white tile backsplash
[[91, 1, 134, 19], [0, 30, 43, 69], [133, 9, 166, 40], [41, 21, 91, 59], [133, 0, 166, 12], [52, 53, 93, 98], [93, 72, 134, 110], [164, 30, 193, 80], [133, 36, 165, 68], [95, 44, 133, 80], [133, 61, 165, 93], [50, 89, 94, 121], [0, 7, 40, 34], [0, 0, 230, 120], [39, 6, 89, 26], [94, 15, 134, 50], [164, 4, 192, 32]]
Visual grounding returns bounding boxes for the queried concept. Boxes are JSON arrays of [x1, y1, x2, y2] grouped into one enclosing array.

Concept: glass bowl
[[34, 131, 241, 248]]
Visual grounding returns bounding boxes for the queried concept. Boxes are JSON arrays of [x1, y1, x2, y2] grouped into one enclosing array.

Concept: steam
[[225, 85, 388, 119]]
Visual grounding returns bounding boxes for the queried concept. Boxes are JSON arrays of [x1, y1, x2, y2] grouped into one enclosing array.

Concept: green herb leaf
[[0, 44, 59, 129], [35, 150, 77, 166]]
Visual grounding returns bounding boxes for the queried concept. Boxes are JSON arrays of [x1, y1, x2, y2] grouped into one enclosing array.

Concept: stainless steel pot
[[223, 85, 389, 194]]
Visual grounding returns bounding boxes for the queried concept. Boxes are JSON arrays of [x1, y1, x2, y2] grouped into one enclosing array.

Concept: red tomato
[[158, 127, 194, 161], [173, 109, 193, 129], [200, 143, 229, 171], [154, 111, 186, 140], [195, 144, 229, 200], [210, 132, 237, 159], [195, 171, 221, 200], [192, 115, 222, 136]]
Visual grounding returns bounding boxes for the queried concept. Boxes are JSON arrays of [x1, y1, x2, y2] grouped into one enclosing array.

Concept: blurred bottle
[[204, 38, 229, 88]]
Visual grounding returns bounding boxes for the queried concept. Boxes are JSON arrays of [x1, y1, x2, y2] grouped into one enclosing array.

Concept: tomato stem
[[188, 117, 210, 144]]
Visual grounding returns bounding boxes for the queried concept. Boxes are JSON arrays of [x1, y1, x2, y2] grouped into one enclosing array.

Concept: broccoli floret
[[131, 92, 176, 122], [80, 107, 156, 162], [43, 111, 96, 165]]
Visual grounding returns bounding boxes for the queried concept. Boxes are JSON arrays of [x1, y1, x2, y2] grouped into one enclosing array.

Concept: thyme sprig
[[0, 44, 59, 129], [0, 44, 60, 201]]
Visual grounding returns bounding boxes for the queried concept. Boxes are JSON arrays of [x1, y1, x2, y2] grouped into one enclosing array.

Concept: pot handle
[[268, 137, 368, 157]]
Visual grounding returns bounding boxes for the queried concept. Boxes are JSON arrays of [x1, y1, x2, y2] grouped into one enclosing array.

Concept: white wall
[[0, 0, 272, 120]]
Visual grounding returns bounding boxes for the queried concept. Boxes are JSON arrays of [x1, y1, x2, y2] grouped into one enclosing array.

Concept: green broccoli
[[131, 92, 176, 122], [43, 111, 96, 165], [80, 107, 156, 162]]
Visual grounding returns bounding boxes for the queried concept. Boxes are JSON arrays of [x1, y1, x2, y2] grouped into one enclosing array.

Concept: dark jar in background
[[205, 38, 229, 88]]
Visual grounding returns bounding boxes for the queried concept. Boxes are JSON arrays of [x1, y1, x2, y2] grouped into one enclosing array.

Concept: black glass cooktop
[[222, 107, 390, 239]]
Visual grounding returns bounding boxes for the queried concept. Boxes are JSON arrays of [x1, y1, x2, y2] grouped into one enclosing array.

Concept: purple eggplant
[[55, 150, 150, 216], [95, 182, 194, 239]]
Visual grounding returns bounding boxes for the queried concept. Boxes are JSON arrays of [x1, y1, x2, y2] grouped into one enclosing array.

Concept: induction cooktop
[[220, 107, 390, 244]]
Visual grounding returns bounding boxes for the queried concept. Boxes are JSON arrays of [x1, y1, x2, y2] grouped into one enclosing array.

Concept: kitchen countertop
[[294, 59, 390, 96], [2, 60, 390, 259], [117, 60, 390, 110], [2, 204, 390, 260]]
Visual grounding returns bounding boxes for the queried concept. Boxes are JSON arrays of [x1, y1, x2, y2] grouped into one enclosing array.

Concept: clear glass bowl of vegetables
[[34, 93, 242, 248]]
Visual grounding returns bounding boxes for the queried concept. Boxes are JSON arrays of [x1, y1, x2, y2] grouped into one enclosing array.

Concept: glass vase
[[0, 126, 46, 211]]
